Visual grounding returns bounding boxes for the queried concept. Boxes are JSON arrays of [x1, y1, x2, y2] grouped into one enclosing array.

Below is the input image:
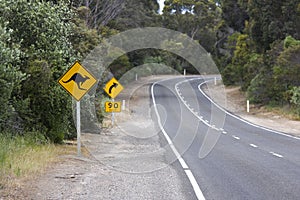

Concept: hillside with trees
[[0, 0, 299, 144], [217, 0, 300, 114]]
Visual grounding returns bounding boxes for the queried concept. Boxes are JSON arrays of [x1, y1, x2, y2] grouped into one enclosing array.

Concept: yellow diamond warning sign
[[58, 61, 97, 101], [103, 77, 123, 99]]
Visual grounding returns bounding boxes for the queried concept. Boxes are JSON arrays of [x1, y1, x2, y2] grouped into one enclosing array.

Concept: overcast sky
[[157, 0, 165, 14]]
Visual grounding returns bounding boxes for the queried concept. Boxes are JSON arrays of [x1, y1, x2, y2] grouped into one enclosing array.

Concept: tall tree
[[0, 0, 76, 142], [163, 0, 221, 52], [107, 0, 160, 30], [247, 0, 300, 52], [71, 0, 126, 28], [221, 0, 248, 32], [0, 21, 24, 132]]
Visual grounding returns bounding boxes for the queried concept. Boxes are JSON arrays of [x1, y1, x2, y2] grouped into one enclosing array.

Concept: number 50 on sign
[[105, 101, 121, 113]]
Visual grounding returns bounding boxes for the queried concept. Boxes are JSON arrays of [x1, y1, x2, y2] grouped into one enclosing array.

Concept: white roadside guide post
[[58, 61, 97, 157], [183, 69, 186, 76], [247, 100, 250, 113], [122, 100, 126, 111], [214, 77, 217, 85]]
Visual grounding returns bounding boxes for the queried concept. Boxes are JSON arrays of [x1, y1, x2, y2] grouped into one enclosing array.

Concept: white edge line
[[151, 80, 206, 200], [185, 170, 206, 200], [196, 79, 300, 141], [174, 80, 220, 132]]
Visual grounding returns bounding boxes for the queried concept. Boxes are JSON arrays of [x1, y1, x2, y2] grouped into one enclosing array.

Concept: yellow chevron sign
[[103, 77, 123, 99]]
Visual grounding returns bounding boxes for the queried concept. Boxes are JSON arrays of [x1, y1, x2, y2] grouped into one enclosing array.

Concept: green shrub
[[290, 87, 300, 115], [222, 64, 238, 85], [247, 72, 274, 104]]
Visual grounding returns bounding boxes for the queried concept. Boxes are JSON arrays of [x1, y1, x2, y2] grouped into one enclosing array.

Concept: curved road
[[151, 76, 300, 200]]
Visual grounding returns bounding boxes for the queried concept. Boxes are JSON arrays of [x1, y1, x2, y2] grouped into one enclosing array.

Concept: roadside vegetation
[[0, 133, 61, 187], [217, 0, 300, 116]]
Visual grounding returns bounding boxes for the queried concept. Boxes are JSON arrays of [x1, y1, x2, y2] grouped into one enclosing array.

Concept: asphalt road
[[151, 76, 300, 200]]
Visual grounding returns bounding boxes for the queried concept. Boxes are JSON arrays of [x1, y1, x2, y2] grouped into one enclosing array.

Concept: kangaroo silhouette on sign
[[62, 73, 90, 91]]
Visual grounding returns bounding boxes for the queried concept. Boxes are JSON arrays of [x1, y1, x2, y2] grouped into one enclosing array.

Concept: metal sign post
[[111, 98, 115, 126], [58, 61, 97, 157], [76, 101, 81, 156]]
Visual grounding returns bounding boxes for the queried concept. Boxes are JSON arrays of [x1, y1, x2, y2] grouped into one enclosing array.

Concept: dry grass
[[263, 105, 300, 121], [0, 134, 80, 190]]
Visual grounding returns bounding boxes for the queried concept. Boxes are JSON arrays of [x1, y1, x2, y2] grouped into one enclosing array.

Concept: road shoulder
[[202, 81, 300, 137]]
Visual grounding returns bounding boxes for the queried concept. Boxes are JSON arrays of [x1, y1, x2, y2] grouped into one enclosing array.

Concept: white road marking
[[174, 81, 220, 132], [249, 144, 258, 148], [185, 170, 206, 200], [152, 76, 289, 200], [176, 77, 295, 163], [232, 135, 240, 140], [152, 80, 206, 200], [197, 80, 300, 141], [270, 152, 283, 158]]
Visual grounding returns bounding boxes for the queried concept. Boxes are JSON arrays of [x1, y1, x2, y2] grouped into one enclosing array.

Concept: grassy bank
[[0, 133, 74, 190], [264, 105, 300, 121]]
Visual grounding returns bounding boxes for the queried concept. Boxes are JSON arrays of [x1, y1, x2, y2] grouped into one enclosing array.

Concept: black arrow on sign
[[109, 82, 118, 94]]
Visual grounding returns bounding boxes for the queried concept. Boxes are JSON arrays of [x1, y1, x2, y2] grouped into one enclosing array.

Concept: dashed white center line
[[153, 80, 206, 200], [270, 152, 283, 158], [249, 144, 258, 148], [222, 131, 227, 134], [232, 135, 240, 140]]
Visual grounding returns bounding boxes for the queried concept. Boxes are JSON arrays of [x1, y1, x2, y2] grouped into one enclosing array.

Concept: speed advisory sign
[[105, 101, 121, 113]]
